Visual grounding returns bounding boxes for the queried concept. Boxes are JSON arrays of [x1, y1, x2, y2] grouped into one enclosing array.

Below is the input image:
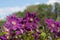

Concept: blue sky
[[0, 0, 48, 8], [0, 0, 60, 20]]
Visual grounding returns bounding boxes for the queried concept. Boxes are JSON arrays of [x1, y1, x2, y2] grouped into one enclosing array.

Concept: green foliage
[[24, 5, 38, 12], [0, 20, 6, 26], [41, 32, 46, 38], [21, 33, 34, 40], [54, 3, 60, 21], [0, 30, 3, 36], [16, 12, 25, 17]]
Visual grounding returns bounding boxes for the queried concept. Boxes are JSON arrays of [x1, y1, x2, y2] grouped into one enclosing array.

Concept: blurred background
[[0, 0, 60, 26]]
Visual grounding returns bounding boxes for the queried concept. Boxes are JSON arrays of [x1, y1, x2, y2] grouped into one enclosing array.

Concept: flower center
[[12, 21, 16, 25], [30, 18, 33, 21], [22, 24, 25, 27], [51, 24, 55, 28]]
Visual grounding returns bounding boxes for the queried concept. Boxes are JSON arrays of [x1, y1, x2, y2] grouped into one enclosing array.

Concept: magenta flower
[[23, 12, 40, 31], [45, 19, 58, 32], [0, 35, 7, 40], [2, 12, 41, 40], [45, 19, 60, 38], [4, 14, 23, 30], [25, 12, 40, 23]]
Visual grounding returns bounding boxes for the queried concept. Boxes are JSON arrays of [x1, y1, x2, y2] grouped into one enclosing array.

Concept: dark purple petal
[[0, 35, 7, 40]]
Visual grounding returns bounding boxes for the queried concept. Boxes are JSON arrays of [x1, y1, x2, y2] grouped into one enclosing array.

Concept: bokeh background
[[0, 0, 60, 26]]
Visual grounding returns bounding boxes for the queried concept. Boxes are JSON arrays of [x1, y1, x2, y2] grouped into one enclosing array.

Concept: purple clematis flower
[[45, 19, 60, 38], [22, 12, 40, 31], [4, 14, 25, 37], [24, 12, 40, 23], [45, 19, 58, 32], [2, 12, 41, 39], [4, 14, 23, 30]]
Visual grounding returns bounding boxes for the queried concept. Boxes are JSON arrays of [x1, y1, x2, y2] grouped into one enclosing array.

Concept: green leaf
[[41, 32, 46, 38], [57, 38, 60, 40], [3, 31, 8, 35], [0, 30, 3, 36]]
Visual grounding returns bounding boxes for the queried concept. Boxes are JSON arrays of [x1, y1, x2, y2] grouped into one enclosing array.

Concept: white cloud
[[47, 0, 60, 5], [0, 7, 26, 13], [0, 6, 26, 20], [35, 2, 40, 5], [0, 2, 40, 20]]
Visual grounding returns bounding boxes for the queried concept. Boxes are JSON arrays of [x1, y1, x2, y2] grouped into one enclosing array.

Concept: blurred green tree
[[0, 20, 6, 26], [16, 11, 25, 18], [54, 3, 60, 21]]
